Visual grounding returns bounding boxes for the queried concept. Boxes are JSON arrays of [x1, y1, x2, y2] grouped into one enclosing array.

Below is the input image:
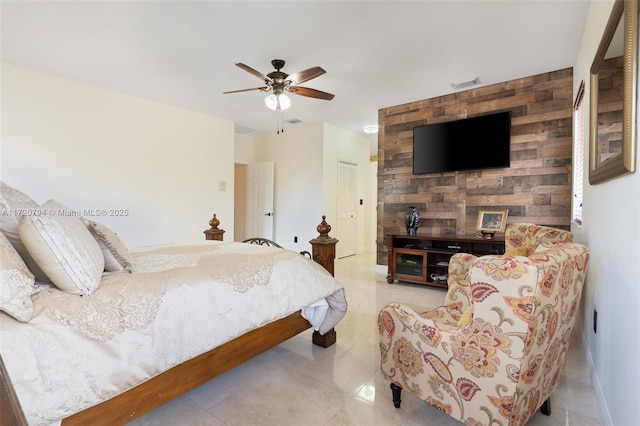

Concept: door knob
[[265, 212, 272, 216]]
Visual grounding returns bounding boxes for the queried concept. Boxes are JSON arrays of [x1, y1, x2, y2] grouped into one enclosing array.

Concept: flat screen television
[[413, 111, 511, 174]]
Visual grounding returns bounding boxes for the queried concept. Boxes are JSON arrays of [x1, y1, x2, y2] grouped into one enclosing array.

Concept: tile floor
[[129, 253, 602, 425]]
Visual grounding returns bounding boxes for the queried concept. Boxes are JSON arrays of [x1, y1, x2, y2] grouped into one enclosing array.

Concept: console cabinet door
[[392, 248, 428, 283]]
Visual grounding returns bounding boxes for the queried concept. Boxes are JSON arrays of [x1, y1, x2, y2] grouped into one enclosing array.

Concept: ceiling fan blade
[[287, 67, 326, 85], [223, 87, 266, 94], [288, 86, 335, 101], [235, 63, 273, 83]]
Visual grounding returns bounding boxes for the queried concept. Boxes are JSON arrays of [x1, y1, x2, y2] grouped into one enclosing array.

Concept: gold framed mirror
[[589, 0, 637, 184]]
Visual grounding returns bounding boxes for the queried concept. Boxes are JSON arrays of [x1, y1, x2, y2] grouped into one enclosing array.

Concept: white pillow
[[0, 232, 35, 321], [86, 220, 133, 272], [0, 182, 50, 282], [19, 200, 104, 296]]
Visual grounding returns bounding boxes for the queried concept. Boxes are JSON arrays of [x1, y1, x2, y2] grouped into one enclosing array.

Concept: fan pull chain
[[276, 113, 285, 135]]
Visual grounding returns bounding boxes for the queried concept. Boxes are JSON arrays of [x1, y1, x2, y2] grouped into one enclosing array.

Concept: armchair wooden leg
[[540, 397, 551, 416], [390, 383, 402, 408]]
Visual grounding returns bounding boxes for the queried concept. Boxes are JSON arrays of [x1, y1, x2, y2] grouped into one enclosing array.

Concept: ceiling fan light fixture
[[265, 93, 291, 111], [226, 60, 334, 111]]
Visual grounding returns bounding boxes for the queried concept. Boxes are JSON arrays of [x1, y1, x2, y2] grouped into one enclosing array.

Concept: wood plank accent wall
[[377, 68, 574, 265], [595, 56, 624, 164]]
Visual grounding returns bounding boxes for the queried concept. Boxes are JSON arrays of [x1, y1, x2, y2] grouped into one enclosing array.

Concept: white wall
[[1, 63, 236, 247], [572, 2, 640, 425], [253, 124, 325, 251], [234, 133, 254, 165], [322, 123, 372, 255], [248, 122, 372, 254]]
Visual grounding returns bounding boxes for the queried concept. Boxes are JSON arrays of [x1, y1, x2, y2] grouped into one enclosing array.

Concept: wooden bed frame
[[0, 216, 339, 425]]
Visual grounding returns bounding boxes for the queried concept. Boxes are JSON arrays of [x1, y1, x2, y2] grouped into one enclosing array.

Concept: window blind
[[572, 81, 585, 225]]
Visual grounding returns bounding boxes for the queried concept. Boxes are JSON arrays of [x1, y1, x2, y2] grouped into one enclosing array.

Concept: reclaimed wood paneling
[[377, 68, 573, 265]]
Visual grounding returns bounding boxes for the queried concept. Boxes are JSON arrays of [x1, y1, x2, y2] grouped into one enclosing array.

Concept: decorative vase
[[405, 207, 420, 236]]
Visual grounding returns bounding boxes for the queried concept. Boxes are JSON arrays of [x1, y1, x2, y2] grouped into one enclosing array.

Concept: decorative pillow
[[19, 200, 104, 296], [504, 245, 529, 257], [86, 221, 133, 272], [0, 182, 50, 282], [0, 232, 35, 321]]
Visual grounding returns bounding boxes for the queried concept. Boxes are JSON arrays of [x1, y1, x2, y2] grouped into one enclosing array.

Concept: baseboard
[[581, 329, 612, 426]]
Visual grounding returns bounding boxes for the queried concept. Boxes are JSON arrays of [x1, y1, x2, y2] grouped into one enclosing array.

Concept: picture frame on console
[[476, 209, 509, 239]]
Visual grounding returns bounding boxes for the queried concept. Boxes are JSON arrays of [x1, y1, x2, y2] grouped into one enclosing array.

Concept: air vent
[[286, 118, 302, 124], [235, 123, 256, 134], [451, 77, 480, 90]]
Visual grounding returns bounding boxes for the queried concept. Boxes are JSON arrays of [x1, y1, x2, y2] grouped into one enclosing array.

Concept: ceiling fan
[[223, 59, 335, 111]]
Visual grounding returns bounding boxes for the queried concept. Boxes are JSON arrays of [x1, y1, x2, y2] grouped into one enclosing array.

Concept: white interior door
[[337, 161, 358, 258], [246, 161, 274, 239]]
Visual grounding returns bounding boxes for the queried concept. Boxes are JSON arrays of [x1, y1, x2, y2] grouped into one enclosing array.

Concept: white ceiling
[[1, 1, 590, 155]]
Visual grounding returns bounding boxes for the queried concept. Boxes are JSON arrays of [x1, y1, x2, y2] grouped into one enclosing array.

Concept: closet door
[[337, 161, 357, 258]]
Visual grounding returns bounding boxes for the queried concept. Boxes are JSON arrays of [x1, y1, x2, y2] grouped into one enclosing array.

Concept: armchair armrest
[[380, 302, 461, 351]]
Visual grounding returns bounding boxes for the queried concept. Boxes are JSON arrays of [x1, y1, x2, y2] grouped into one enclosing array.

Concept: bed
[[0, 183, 347, 426]]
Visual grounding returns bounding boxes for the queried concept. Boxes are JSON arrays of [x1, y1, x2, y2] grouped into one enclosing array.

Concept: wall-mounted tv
[[413, 111, 511, 174]]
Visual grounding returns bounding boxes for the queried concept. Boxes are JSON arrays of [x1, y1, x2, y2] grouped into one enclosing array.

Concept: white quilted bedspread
[[0, 241, 346, 425]]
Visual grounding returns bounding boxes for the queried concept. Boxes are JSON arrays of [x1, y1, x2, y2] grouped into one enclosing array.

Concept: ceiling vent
[[451, 77, 480, 90], [235, 123, 256, 134], [286, 118, 302, 124]]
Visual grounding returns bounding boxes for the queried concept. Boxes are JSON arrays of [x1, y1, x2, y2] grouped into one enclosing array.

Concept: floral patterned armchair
[[443, 224, 574, 324], [378, 225, 589, 425]]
